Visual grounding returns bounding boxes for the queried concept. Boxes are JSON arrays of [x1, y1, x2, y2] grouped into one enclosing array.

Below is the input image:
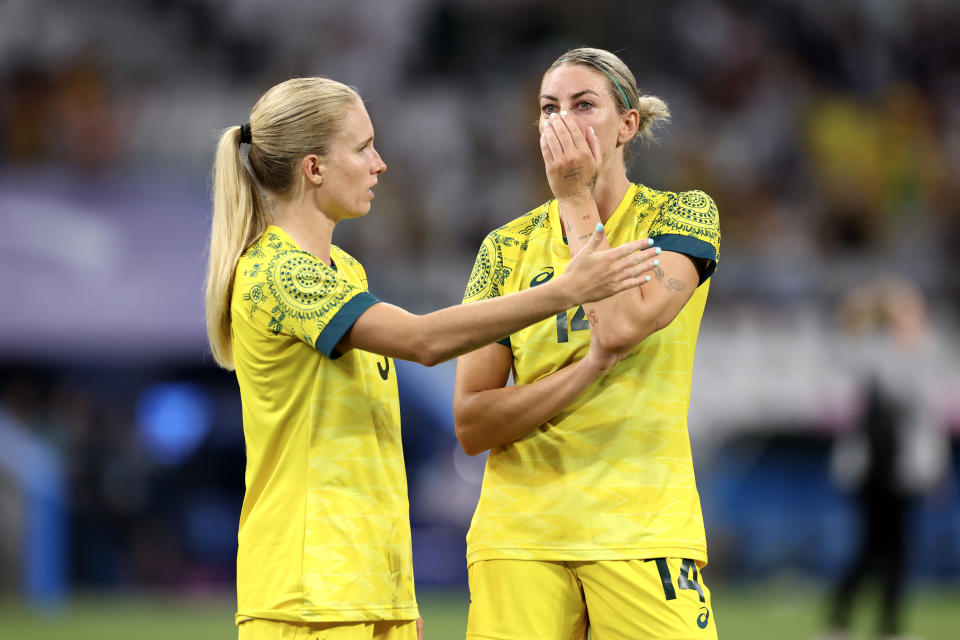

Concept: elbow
[[453, 409, 488, 456], [417, 349, 444, 367], [594, 320, 656, 354], [454, 426, 486, 456], [458, 437, 486, 457], [407, 327, 445, 367]]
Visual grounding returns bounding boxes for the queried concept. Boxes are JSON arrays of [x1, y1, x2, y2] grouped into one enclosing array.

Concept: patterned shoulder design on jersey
[[646, 189, 721, 283], [332, 245, 368, 288], [238, 232, 378, 357], [462, 205, 553, 304]]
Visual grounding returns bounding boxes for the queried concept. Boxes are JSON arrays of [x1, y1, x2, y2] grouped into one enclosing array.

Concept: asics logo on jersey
[[697, 607, 710, 629], [530, 267, 554, 287], [377, 356, 390, 380]]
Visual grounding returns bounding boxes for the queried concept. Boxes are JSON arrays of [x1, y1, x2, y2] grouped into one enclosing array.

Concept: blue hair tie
[[602, 70, 631, 111]]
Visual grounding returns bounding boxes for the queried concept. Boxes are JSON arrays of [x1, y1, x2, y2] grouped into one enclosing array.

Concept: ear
[[301, 154, 324, 186], [617, 110, 640, 146]]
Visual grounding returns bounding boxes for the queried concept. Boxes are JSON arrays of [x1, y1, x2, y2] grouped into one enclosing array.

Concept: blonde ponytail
[[205, 125, 269, 370], [204, 77, 361, 370]]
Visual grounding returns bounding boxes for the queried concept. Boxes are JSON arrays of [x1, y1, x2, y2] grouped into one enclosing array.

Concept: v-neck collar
[[549, 183, 640, 249]]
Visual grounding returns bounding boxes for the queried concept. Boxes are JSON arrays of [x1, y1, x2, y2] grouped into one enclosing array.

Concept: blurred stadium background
[[1, 0, 959, 638]]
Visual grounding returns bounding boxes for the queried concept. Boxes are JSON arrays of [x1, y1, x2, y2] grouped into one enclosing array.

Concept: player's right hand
[[561, 224, 658, 304]]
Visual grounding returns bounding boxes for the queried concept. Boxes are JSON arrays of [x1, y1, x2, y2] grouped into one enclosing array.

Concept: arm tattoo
[[653, 266, 665, 282], [587, 170, 598, 194], [563, 167, 584, 181], [665, 278, 685, 292], [577, 233, 591, 241], [588, 309, 600, 326]]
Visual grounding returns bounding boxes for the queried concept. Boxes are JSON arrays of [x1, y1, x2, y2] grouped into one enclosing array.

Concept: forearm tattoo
[[588, 309, 600, 326]]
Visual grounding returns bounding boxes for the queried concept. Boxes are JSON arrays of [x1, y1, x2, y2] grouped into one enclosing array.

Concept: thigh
[[238, 618, 418, 640], [577, 558, 718, 640], [466, 559, 587, 640]]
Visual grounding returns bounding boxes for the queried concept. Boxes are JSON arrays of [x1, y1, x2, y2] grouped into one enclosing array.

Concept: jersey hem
[[314, 292, 379, 358], [466, 545, 708, 568], [235, 605, 420, 626]]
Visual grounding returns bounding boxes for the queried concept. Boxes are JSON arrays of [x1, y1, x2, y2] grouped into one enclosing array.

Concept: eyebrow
[[539, 89, 602, 102]]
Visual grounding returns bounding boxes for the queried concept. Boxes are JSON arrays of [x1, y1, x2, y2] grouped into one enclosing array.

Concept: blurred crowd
[[2, 0, 958, 302], [1, 0, 959, 597]]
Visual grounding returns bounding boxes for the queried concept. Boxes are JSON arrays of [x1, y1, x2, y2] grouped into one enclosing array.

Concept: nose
[[373, 148, 386, 174]]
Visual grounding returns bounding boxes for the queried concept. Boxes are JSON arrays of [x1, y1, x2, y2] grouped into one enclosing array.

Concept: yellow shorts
[[466, 558, 717, 640], [237, 617, 419, 640]]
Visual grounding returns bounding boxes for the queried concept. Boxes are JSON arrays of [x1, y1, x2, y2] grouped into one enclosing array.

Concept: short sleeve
[[462, 233, 511, 347], [462, 234, 505, 304], [239, 247, 378, 359], [648, 190, 721, 284]]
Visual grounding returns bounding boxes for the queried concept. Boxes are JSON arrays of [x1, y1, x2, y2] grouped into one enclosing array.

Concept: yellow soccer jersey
[[231, 226, 418, 624], [462, 184, 720, 567]]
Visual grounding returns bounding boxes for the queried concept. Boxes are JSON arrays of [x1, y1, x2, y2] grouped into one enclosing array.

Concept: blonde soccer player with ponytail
[[204, 77, 660, 640], [454, 48, 722, 639]]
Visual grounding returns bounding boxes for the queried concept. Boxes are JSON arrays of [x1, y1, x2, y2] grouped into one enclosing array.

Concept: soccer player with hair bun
[[204, 76, 659, 640], [455, 47, 721, 639]]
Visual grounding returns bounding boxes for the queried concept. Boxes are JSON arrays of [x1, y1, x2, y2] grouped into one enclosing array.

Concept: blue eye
[[577, 101, 593, 111], [541, 104, 558, 114]]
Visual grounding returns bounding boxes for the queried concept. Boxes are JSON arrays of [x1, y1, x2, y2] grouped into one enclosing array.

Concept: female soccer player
[[454, 48, 722, 639], [204, 77, 659, 640]]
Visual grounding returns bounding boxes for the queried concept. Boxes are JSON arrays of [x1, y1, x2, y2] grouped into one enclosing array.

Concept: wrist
[[580, 350, 614, 381], [545, 275, 578, 311]]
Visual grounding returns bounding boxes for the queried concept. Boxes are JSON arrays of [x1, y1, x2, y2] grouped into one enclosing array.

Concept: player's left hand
[[540, 111, 602, 198]]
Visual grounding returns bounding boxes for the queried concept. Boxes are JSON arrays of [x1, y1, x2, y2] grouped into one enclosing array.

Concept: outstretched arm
[[338, 228, 660, 365]]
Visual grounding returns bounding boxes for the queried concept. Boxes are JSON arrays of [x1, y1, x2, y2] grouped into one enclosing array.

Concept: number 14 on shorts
[[647, 558, 712, 632]]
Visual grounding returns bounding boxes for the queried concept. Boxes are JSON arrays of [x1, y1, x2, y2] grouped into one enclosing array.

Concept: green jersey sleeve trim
[[314, 292, 380, 359], [651, 233, 718, 284]]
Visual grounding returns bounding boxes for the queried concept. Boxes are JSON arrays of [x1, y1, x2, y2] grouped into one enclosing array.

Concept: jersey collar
[[548, 183, 640, 250]]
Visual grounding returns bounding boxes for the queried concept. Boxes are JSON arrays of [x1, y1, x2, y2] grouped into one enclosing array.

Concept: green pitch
[[1, 581, 957, 639]]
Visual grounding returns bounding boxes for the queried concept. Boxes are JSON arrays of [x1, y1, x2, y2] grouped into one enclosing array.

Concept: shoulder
[[240, 232, 339, 315], [464, 203, 551, 302], [645, 187, 720, 239], [642, 187, 721, 281], [640, 186, 718, 227]]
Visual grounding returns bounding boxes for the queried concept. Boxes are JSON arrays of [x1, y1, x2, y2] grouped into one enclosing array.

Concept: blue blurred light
[[136, 382, 213, 466]]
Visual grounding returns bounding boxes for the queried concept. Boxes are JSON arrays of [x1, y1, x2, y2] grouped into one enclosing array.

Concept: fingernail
[[647, 239, 654, 246], [653, 259, 660, 267], [595, 222, 603, 232], [645, 276, 651, 282], [550, 113, 557, 119], [589, 126, 595, 135], [655, 247, 662, 255], [561, 110, 567, 116]]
